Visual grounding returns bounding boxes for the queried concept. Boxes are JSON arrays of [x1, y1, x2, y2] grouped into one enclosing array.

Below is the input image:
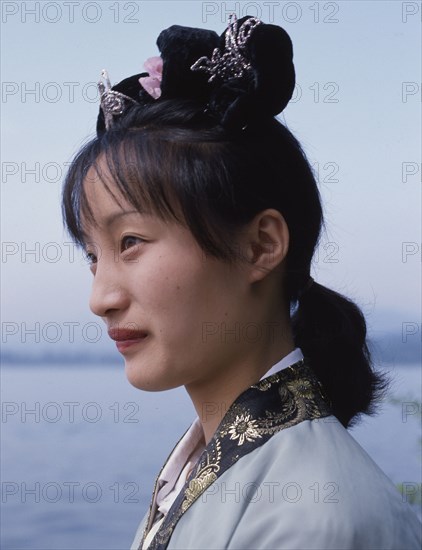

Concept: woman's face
[[82, 160, 255, 392]]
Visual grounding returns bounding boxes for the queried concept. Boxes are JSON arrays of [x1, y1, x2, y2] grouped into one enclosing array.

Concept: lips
[[108, 328, 148, 341], [108, 327, 149, 353]]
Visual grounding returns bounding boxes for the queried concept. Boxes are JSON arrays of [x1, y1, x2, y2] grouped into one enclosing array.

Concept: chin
[[124, 359, 181, 392]]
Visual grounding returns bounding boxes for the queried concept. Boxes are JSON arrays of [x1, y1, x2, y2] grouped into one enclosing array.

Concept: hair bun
[[207, 16, 295, 130], [157, 25, 219, 101], [96, 15, 295, 134], [96, 26, 219, 135]]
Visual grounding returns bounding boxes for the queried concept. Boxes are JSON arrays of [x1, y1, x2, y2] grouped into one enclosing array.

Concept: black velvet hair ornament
[[96, 14, 295, 135]]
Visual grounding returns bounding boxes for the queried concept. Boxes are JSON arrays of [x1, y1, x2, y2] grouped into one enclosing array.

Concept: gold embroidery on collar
[[182, 438, 221, 511], [140, 359, 332, 550], [228, 413, 262, 445]]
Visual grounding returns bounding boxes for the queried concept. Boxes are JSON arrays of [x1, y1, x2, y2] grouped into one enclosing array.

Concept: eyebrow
[[81, 210, 142, 245], [102, 210, 141, 227]]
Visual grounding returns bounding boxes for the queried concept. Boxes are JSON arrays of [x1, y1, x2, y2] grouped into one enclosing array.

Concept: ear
[[241, 208, 289, 283]]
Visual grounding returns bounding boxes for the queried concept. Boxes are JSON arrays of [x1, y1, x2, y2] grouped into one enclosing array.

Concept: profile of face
[[82, 157, 291, 394]]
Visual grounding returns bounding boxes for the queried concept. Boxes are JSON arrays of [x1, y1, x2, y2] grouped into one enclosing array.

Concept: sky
[[1, 0, 421, 356]]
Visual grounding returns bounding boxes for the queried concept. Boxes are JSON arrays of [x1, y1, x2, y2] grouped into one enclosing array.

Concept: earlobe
[[246, 209, 289, 283]]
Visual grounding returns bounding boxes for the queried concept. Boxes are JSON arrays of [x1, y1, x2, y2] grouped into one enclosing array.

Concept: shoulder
[[168, 416, 422, 549], [130, 509, 149, 550]]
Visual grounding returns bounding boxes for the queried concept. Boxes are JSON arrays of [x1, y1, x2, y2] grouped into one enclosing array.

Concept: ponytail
[[292, 282, 388, 428]]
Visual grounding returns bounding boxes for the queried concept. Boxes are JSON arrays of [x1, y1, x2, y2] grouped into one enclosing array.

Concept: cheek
[[133, 249, 237, 336], [123, 247, 247, 390]]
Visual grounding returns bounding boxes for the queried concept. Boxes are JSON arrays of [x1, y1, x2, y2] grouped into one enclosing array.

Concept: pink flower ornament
[[139, 56, 163, 99]]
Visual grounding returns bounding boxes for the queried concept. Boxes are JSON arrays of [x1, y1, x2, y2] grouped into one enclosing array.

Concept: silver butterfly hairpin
[[98, 69, 138, 130], [190, 14, 262, 83]]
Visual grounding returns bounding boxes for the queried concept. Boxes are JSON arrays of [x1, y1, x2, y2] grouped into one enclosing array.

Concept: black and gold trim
[[139, 358, 332, 550]]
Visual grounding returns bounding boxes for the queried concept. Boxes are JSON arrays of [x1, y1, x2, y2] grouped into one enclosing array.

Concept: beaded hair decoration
[[190, 14, 261, 82], [96, 13, 295, 136], [98, 69, 138, 130], [97, 14, 262, 130]]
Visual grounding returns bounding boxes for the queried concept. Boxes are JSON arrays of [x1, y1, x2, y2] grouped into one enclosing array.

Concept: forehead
[[81, 159, 146, 242], [84, 161, 123, 207], [81, 159, 136, 235], [80, 155, 186, 242], [78, 147, 188, 245]]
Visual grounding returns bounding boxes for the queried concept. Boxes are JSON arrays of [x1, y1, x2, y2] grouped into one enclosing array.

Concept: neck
[[184, 322, 295, 445]]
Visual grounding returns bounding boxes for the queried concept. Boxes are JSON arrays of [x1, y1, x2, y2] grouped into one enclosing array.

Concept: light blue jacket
[[131, 360, 421, 549]]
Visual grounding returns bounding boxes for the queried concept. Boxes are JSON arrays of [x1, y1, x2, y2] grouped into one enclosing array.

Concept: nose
[[89, 263, 130, 318]]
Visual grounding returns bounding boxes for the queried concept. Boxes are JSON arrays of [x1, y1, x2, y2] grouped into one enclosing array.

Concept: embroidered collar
[[139, 358, 331, 550]]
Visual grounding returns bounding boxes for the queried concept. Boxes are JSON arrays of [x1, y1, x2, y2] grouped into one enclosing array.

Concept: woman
[[62, 15, 421, 550]]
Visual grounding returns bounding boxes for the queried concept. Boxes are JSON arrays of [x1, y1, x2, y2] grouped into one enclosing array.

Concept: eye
[[84, 250, 97, 265], [120, 235, 144, 254]]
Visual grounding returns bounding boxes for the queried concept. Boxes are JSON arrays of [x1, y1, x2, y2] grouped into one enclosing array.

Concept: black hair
[[62, 98, 387, 428]]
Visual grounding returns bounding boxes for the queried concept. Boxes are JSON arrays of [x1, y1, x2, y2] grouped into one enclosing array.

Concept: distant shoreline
[[1, 337, 420, 367]]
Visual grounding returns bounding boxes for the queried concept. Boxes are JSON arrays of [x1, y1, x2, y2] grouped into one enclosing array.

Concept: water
[[1, 363, 420, 549]]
